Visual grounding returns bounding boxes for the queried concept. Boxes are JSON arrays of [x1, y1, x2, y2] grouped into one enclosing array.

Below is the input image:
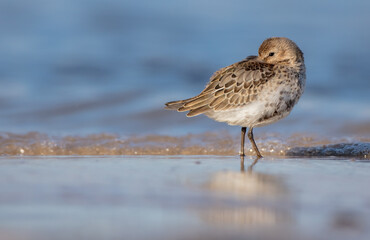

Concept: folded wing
[[165, 56, 276, 117]]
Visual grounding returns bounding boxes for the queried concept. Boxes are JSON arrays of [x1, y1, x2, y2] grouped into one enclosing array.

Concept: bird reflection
[[240, 155, 260, 172], [198, 157, 292, 228]]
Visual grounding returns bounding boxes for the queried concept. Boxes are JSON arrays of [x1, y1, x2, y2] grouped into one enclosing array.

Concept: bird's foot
[[256, 153, 263, 159]]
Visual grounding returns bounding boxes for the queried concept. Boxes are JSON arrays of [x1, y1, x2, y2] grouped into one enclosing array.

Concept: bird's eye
[[268, 52, 275, 57]]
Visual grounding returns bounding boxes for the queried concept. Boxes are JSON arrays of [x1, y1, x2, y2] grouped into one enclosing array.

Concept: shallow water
[[0, 0, 369, 136], [0, 156, 369, 240], [0, 0, 369, 157]]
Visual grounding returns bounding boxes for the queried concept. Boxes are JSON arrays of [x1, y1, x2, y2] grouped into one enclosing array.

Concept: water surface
[[0, 156, 369, 240]]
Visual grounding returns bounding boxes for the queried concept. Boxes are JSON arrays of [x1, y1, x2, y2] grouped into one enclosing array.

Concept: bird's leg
[[247, 127, 263, 159], [240, 127, 246, 156]]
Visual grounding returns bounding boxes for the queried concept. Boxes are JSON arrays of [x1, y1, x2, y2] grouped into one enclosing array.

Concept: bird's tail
[[165, 94, 212, 117], [164, 100, 186, 110], [165, 93, 212, 117]]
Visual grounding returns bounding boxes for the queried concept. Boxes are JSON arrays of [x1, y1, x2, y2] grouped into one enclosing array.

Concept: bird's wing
[[171, 56, 276, 117]]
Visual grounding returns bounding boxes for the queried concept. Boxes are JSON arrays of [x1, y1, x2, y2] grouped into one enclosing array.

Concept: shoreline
[[0, 131, 368, 158]]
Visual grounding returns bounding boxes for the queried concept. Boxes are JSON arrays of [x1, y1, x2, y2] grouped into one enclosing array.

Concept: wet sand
[[0, 156, 369, 240], [0, 132, 369, 158]]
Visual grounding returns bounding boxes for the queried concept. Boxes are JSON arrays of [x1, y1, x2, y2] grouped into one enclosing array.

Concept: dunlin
[[165, 37, 306, 158]]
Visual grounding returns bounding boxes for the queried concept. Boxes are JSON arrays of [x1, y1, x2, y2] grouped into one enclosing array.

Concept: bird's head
[[258, 37, 304, 66]]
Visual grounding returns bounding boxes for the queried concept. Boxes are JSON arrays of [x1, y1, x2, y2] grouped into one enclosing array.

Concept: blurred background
[[0, 0, 369, 137], [1, 2, 370, 239]]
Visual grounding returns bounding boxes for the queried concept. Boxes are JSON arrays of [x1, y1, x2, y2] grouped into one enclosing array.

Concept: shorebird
[[165, 37, 306, 158]]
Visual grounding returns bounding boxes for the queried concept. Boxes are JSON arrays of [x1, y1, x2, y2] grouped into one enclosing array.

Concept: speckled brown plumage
[[165, 37, 306, 158]]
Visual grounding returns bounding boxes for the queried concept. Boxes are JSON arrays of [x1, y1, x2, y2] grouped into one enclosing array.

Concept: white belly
[[205, 84, 296, 127]]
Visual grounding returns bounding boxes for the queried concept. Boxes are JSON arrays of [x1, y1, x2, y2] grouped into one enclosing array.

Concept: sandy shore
[[0, 132, 368, 158], [0, 156, 369, 240]]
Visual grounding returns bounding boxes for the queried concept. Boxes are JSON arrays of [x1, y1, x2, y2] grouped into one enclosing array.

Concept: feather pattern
[[168, 56, 276, 116]]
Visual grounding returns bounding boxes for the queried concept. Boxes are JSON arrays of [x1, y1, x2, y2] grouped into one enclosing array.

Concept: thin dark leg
[[247, 127, 263, 159], [240, 127, 246, 156]]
